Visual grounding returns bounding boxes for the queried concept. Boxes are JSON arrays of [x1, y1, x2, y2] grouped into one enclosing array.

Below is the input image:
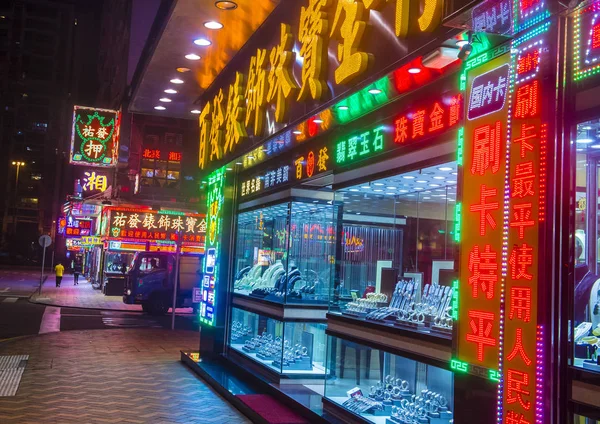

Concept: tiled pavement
[[0, 329, 250, 423], [30, 274, 142, 311]]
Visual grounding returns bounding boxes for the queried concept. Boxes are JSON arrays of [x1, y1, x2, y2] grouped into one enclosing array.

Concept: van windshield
[[139, 256, 165, 272]]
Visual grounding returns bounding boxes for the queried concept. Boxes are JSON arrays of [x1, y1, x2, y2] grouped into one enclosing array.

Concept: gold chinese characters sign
[[199, 0, 444, 171], [71, 106, 120, 167]]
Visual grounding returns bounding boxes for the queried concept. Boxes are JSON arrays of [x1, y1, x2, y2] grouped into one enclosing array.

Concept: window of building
[[20, 197, 38, 205], [140, 148, 181, 188], [30, 173, 42, 180], [573, 118, 600, 372]]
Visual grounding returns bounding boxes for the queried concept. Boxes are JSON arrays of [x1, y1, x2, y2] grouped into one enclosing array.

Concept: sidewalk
[[30, 274, 142, 311], [0, 329, 249, 423]]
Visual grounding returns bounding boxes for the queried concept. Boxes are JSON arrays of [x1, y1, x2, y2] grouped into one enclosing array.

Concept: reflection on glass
[[330, 162, 457, 339], [233, 199, 333, 304], [324, 335, 454, 423], [573, 119, 600, 372]]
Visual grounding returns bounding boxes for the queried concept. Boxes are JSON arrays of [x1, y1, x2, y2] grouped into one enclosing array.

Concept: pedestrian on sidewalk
[[55, 262, 64, 287], [73, 262, 82, 285]]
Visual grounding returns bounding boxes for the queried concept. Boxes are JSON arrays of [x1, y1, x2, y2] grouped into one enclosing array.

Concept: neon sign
[[573, 3, 600, 81], [335, 126, 385, 165], [70, 106, 120, 167], [81, 171, 108, 193], [142, 149, 161, 159], [467, 64, 509, 120]]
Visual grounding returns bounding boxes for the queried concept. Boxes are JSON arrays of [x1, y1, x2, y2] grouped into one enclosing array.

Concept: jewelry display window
[[572, 118, 600, 373], [233, 199, 333, 304], [229, 307, 327, 376], [324, 335, 454, 423], [330, 162, 458, 338]]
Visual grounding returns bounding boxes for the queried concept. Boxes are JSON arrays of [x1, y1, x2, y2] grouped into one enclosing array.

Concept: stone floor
[[0, 328, 249, 423]]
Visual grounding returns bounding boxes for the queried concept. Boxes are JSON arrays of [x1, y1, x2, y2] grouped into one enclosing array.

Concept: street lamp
[[11, 161, 25, 234], [12, 161, 25, 187]]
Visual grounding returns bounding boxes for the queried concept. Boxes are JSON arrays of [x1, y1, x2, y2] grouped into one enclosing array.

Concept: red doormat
[[236, 394, 310, 424]]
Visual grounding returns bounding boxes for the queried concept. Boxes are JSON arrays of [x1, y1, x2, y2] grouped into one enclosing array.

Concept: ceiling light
[[368, 88, 382, 94], [293, 130, 302, 135], [204, 21, 224, 30], [577, 137, 594, 144], [194, 38, 212, 46], [456, 39, 470, 48], [591, 144, 600, 149], [313, 118, 324, 124], [154, 106, 166, 110], [423, 197, 431, 200], [433, 176, 445, 180], [416, 180, 427, 183], [247, 155, 255, 160], [447, 180, 457, 183], [356, 212, 361, 215], [185, 53, 201, 60], [374, 189, 383, 192], [414, 187, 424, 190], [582, 125, 593, 130], [164, 89, 177, 94], [387, 186, 397, 189], [399, 189, 408, 193], [170, 78, 184, 84], [338, 105, 349, 110], [226, 167, 233, 171], [361, 185, 370, 189], [235, 162, 242, 165], [429, 184, 440, 187], [408, 67, 421, 74], [438, 167, 453, 171], [451, 172, 458, 176], [385, 192, 395, 195], [215, 1, 238, 10], [191, 109, 201, 114], [403, 176, 415, 179], [177, 67, 190, 73], [373, 182, 385, 186], [349, 188, 359, 192]]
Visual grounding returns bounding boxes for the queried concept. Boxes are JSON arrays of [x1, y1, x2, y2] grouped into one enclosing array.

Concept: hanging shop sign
[[70, 106, 120, 167], [107, 209, 206, 244], [66, 238, 83, 251], [81, 236, 102, 246], [573, 2, 600, 81], [58, 216, 93, 237], [199, 0, 453, 174], [471, 0, 512, 35], [74, 169, 113, 198], [142, 149, 182, 162], [200, 168, 226, 326], [457, 53, 510, 373]]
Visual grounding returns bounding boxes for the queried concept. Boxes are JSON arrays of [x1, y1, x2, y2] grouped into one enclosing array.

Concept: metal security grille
[[0, 355, 29, 396]]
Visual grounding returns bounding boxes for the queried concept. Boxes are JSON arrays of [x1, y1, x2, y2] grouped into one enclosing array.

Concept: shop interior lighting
[[373, 182, 385, 186], [292, 130, 302, 135], [164, 89, 177, 94], [403, 175, 415, 179], [438, 166, 453, 171], [433, 176, 445, 179], [191, 109, 201, 114], [176, 67, 190, 73], [591, 144, 600, 149], [338, 105, 349, 110], [408, 67, 421, 74], [204, 21, 224, 30], [160, 98, 173, 103], [194, 38, 212, 46], [215, 1, 238, 9], [185, 53, 201, 60], [313, 118, 324, 124], [361, 185, 370, 189], [368, 88, 382, 94], [170, 78, 184, 84], [154, 106, 166, 110]]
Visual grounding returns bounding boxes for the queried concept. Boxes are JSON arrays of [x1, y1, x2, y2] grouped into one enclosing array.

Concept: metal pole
[[39, 246, 46, 295], [171, 234, 181, 330]]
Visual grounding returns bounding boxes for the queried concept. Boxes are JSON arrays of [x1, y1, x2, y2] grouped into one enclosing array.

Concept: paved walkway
[[0, 329, 249, 423], [30, 274, 142, 311]]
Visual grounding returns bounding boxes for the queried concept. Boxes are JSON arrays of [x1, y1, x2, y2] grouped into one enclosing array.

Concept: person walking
[[55, 262, 64, 288], [73, 262, 82, 285]]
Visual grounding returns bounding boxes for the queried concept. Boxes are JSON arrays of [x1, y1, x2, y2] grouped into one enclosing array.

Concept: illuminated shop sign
[[108, 209, 206, 244], [58, 216, 93, 237], [201, 168, 226, 327], [81, 171, 109, 194], [142, 149, 182, 161], [240, 165, 290, 197], [70, 106, 120, 167], [81, 236, 102, 246], [294, 146, 329, 179], [472, 0, 512, 35], [199, 0, 446, 172], [573, 2, 600, 81], [335, 126, 385, 165], [66, 238, 83, 251], [457, 54, 510, 373]]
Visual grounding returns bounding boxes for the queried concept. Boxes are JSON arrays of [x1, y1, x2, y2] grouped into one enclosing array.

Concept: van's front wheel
[[148, 293, 169, 315]]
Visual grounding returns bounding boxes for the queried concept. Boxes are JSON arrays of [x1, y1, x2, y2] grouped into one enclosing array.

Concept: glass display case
[[572, 119, 600, 372], [233, 199, 333, 304], [330, 162, 458, 338], [229, 307, 326, 376], [324, 335, 454, 423]]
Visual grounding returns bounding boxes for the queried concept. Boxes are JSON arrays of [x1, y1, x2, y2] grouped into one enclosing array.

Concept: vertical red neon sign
[[458, 54, 511, 371]]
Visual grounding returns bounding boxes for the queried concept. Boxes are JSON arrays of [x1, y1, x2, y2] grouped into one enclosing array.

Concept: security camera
[[458, 43, 473, 61]]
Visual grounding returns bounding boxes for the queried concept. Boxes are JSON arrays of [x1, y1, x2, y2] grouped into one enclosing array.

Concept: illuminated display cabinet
[[233, 196, 334, 305], [323, 334, 454, 424], [229, 307, 326, 379]]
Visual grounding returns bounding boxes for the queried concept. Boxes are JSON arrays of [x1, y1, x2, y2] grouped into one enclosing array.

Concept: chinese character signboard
[[458, 53, 510, 372], [70, 106, 120, 167], [107, 209, 206, 245], [199, 0, 449, 174], [573, 2, 600, 81], [501, 26, 551, 424], [75, 169, 112, 197], [58, 216, 93, 238]]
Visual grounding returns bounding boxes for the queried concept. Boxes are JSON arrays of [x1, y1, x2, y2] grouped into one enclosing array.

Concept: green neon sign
[[335, 126, 386, 165], [450, 358, 469, 373]]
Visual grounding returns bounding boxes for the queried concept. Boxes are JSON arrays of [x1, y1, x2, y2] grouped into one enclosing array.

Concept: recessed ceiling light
[[194, 38, 212, 46], [185, 53, 201, 60], [368, 88, 382, 94], [349, 188, 359, 192], [313, 118, 324, 124], [191, 109, 201, 114], [429, 184, 440, 187], [170, 78, 184, 84], [338, 105, 349, 110], [159, 98, 172, 102], [293, 130, 302, 135], [414, 187, 424, 190], [387, 186, 397, 189], [451, 172, 458, 175], [408, 67, 422, 74], [361, 185, 370, 189], [356, 212, 361, 215], [447, 180, 457, 183], [403, 176, 415, 179], [215, 1, 238, 10], [204, 21, 224, 30], [433, 176, 445, 180], [591, 144, 600, 149], [416, 180, 427, 183], [374, 189, 383, 192], [373, 182, 385, 186], [177, 67, 190, 73], [164, 89, 177, 94], [235, 162, 242, 165], [456, 39, 469, 48], [247, 155, 255, 160], [226, 167, 233, 171], [578, 138, 594, 144], [438, 167, 453, 171], [399, 189, 408, 193], [154, 106, 166, 110], [385, 192, 395, 195]]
